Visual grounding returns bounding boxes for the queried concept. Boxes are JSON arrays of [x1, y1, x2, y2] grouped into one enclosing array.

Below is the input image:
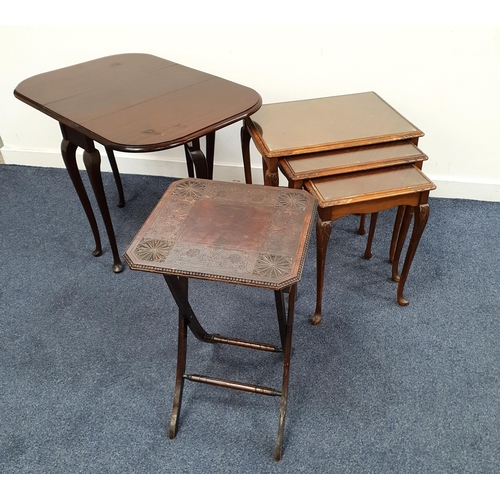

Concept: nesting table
[[14, 53, 262, 272], [125, 178, 316, 461], [306, 165, 436, 324], [241, 92, 435, 321]]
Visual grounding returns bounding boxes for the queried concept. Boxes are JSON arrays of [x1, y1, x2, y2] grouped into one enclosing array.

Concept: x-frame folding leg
[[163, 274, 297, 461]]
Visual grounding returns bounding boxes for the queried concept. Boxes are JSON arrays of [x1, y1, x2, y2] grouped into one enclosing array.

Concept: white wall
[[2, 6, 500, 201]]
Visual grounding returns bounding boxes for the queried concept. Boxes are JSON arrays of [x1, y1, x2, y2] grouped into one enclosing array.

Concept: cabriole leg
[[392, 206, 413, 282], [364, 212, 378, 259], [390, 206, 406, 263], [105, 147, 125, 208], [60, 138, 102, 257], [397, 204, 430, 306], [240, 124, 253, 184], [185, 139, 209, 179], [312, 216, 332, 326], [264, 157, 279, 187], [83, 147, 123, 273], [358, 214, 366, 235]]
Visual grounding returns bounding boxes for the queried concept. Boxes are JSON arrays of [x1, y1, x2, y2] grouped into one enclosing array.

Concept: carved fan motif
[[172, 180, 207, 199], [134, 239, 173, 262], [253, 253, 293, 278], [276, 191, 308, 211]]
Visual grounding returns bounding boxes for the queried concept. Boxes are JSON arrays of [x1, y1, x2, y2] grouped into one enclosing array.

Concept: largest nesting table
[[125, 178, 316, 461]]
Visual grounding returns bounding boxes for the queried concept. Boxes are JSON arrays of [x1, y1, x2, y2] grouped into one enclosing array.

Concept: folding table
[[125, 178, 316, 460]]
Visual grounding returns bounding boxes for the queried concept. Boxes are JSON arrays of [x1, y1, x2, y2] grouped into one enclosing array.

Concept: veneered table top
[[279, 140, 428, 180], [306, 165, 436, 208], [245, 92, 423, 158], [125, 179, 316, 289], [14, 53, 262, 153]]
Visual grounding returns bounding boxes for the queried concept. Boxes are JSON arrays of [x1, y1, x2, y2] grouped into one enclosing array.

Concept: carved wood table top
[[125, 178, 317, 289]]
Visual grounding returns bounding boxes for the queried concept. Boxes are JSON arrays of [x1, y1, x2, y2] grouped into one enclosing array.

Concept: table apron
[[60, 124, 96, 152], [318, 191, 429, 222]]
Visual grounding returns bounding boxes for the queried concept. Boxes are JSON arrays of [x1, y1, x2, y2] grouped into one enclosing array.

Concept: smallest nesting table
[[125, 178, 316, 461], [305, 165, 436, 325]]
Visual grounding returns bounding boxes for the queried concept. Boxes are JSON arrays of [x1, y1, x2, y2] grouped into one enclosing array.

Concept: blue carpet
[[1, 164, 499, 473]]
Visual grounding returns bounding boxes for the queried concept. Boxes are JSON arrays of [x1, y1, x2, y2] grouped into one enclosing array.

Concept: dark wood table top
[[14, 53, 262, 153], [245, 92, 423, 158], [125, 179, 317, 289]]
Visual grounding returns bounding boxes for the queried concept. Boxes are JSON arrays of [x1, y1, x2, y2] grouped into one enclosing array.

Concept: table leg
[[239, 128, 277, 186], [60, 138, 102, 257], [104, 147, 125, 208], [183, 139, 198, 178], [358, 214, 366, 235], [163, 273, 295, 460], [163, 274, 214, 342], [185, 139, 208, 179], [391, 206, 413, 283], [183, 133, 216, 180], [312, 216, 332, 326], [274, 283, 297, 462], [364, 212, 379, 259], [82, 146, 123, 273], [240, 124, 253, 184], [264, 157, 280, 187], [169, 276, 189, 439], [205, 131, 215, 180], [390, 206, 406, 263], [390, 139, 421, 264], [396, 204, 430, 306], [61, 124, 123, 273], [274, 289, 287, 350], [164, 274, 285, 350]]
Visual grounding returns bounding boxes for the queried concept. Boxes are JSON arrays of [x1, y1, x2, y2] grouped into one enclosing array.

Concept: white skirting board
[[2, 148, 499, 202]]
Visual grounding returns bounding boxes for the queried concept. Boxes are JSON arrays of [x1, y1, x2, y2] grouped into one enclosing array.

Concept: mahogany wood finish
[[125, 179, 316, 461], [305, 165, 436, 325], [14, 53, 262, 272]]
